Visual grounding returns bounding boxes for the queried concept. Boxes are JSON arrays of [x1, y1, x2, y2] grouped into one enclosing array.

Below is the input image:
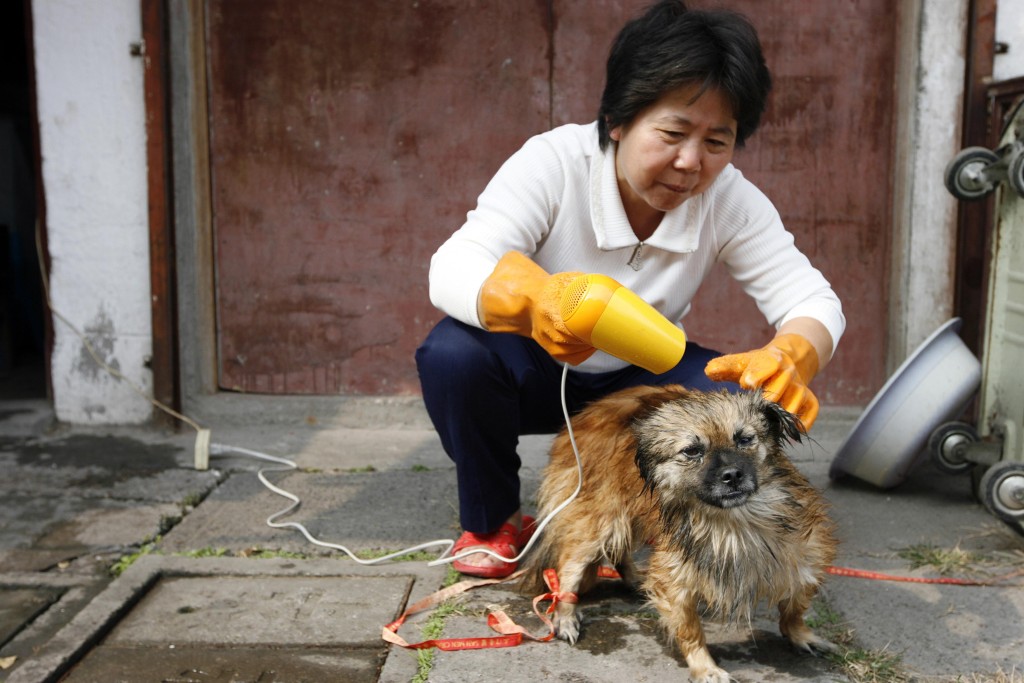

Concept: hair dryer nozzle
[[560, 274, 686, 374]]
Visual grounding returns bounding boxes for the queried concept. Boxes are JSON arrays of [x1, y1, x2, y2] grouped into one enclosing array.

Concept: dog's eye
[[680, 445, 704, 461], [735, 433, 756, 448]]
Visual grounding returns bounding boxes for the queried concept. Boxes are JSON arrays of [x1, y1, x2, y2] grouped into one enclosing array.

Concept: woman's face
[[610, 85, 738, 230]]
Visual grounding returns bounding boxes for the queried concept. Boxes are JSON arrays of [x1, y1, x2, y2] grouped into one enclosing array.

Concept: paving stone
[[2, 556, 446, 683], [0, 572, 107, 675], [106, 575, 412, 647], [0, 586, 62, 647], [62, 645, 384, 683]]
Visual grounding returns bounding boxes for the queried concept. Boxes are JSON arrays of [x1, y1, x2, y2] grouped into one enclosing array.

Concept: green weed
[[897, 543, 979, 575], [355, 548, 439, 563], [177, 547, 231, 558], [180, 491, 205, 508], [806, 597, 854, 646], [110, 540, 159, 577], [808, 596, 908, 682], [238, 547, 310, 560], [834, 646, 909, 683], [411, 599, 466, 683]]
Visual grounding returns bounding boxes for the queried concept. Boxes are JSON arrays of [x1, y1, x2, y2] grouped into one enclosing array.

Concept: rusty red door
[[206, 0, 893, 405], [206, 0, 552, 394]]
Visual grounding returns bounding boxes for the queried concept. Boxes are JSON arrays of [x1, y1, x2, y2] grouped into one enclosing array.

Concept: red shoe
[[451, 516, 536, 579]]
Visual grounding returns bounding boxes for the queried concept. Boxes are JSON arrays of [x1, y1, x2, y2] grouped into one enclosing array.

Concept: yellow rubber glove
[[478, 252, 596, 365], [704, 333, 821, 429]]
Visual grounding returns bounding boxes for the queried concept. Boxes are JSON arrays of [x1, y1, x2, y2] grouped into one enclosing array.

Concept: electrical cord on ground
[[208, 441, 461, 564], [210, 362, 585, 567]]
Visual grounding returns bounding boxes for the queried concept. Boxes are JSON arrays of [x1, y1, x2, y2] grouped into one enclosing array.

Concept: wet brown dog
[[520, 385, 838, 683]]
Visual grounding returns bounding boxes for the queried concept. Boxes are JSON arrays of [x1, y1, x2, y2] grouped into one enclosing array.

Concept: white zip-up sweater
[[429, 122, 845, 374]]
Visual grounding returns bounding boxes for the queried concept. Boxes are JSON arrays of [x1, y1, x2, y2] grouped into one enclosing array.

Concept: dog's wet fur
[[520, 385, 838, 683]]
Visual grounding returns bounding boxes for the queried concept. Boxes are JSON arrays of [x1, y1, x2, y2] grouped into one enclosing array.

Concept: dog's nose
[[720, 466, 745, 487]]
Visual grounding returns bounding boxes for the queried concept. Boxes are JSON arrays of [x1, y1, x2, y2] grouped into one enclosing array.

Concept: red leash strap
[[828, 565, 1024, 587], [382, 571, 526, 651], [383, 567, 586, 651], [487, 568, 579, 644]]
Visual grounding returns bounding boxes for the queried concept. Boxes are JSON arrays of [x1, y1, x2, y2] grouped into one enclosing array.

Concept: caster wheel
[[927, 421, 978, 475], [1009, 150, 1024, 199], [977, 462, 1024, 527], [944, 147, 1000, 200]]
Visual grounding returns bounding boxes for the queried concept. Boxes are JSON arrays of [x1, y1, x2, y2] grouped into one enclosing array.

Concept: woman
[[416, 0, 845, 578]]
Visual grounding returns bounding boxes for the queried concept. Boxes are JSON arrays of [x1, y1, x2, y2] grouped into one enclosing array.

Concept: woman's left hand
[[704, 333, 820, 429]]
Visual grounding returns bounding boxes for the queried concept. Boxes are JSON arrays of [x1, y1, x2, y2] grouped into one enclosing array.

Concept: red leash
[[383, 568, 579, 651], [827, 565, 1024, 587]]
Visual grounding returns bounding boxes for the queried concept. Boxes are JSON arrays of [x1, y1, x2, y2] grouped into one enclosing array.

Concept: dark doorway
[[0, 0, 46, 400]]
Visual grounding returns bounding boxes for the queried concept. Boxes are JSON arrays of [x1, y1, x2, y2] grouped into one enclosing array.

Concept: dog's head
[[632, 389, 804, 510]]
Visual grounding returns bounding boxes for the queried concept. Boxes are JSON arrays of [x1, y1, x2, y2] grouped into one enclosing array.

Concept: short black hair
[[597, 0, 772, 149]]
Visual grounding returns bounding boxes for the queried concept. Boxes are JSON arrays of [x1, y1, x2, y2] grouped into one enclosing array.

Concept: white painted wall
[[32, 0, 153, 423], [887, 0, 970, 371], [993, 0, 1024, 81]]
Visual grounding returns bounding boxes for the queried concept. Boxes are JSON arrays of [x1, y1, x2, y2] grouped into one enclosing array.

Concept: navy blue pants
[[415, 316, 734, 533]]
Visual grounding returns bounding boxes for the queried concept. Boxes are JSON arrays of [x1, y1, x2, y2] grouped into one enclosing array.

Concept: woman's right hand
[[478, 252, 596, 365]]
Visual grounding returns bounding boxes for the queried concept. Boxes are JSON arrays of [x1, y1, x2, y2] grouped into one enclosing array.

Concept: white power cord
[[210, 362, 585, 567], [208, 442, 460, 564]]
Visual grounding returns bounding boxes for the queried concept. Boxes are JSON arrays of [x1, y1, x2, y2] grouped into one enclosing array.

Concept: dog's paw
[[553, 613, 582, 645], [687, 664, 733, 683], [789, 632, 840, 657]]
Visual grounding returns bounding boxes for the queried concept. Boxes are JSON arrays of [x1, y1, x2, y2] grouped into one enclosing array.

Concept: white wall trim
[[888, 0, 970, 373], [32, 0, 153, 423]]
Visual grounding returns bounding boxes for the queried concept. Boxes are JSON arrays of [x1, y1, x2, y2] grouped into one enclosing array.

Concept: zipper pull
[[627, 242, 644, 271]]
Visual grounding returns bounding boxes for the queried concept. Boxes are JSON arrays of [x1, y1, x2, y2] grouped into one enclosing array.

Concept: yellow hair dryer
[[559, 274, 686, 374]]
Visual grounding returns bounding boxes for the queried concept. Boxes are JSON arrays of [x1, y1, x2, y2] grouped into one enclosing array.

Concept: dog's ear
[[630, 418, 659, 492], [761, 397, 806, 444]]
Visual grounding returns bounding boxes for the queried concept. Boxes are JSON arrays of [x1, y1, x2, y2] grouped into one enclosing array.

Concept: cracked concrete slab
[[5, 555, 449, 683]]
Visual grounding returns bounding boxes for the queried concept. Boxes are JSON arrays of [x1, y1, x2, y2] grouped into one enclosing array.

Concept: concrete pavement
[[0, 395, 1022, 682]]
